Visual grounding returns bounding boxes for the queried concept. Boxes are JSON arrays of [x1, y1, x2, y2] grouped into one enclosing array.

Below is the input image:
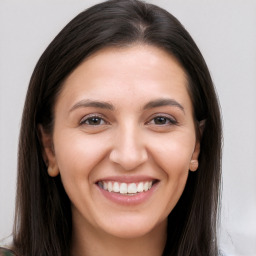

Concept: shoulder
[[0, 247, 17, 256]]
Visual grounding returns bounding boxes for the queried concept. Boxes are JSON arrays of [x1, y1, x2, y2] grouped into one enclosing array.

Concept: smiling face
[[41, 45, 200, 240]]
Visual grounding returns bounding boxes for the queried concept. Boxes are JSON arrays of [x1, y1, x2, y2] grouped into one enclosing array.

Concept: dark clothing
[[0, 248, 17, 256]]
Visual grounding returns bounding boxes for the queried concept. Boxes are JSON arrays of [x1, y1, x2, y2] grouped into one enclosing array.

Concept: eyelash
[[146, 114, 178, 126], [80, 114, 108, 126], [79, 113, 177, 127]]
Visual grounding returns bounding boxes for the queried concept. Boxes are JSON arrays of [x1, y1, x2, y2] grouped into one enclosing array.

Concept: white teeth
[[107, 181, 112, 192], [128, 183, 137, 193], [120, 183, 127, 194], [144, 182, 149, 191], [99, 180, 155, 194], [113, 182, 119, 192], [137, 182, 144, 192]]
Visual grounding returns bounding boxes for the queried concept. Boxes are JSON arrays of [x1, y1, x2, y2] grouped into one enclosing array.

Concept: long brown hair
[[13, 1, 222, 255]]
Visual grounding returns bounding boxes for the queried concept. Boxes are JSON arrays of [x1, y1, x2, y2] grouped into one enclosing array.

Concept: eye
[[147, 115, 177, 126], [153, 116, 171, 125], [80, 115, 108, 126]]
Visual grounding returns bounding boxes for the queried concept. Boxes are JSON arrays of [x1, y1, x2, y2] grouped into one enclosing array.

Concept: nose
[[109, 125, 148, 171]]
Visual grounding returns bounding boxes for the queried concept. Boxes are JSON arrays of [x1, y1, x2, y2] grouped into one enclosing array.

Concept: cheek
[[53, 130, 109, 182], [150, 133, 195, 175], [52, 131, 112, 219], [149, 133, 195, 213]]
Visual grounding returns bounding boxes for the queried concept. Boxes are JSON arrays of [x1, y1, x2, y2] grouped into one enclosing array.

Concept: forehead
[[64, 44, 187, 84], [56, 44, 192, 112]]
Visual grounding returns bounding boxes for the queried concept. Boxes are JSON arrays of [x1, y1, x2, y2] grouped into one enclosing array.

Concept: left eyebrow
[[69, 99, 115, 112], [143, 98, 185, 113]]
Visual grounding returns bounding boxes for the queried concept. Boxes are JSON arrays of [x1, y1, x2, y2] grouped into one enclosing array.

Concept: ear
[[38, 125, 59, 177], [189, 120, 205, 172]]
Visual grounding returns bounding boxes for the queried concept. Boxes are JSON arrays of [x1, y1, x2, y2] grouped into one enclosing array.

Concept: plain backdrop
[[0, 1, 256, 255]]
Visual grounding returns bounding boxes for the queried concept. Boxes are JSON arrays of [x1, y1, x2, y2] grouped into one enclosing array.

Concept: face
[[41, 45, 200, 240]]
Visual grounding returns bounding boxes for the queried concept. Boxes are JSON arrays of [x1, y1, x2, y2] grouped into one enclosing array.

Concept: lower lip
[[96, 182, 159, 206]]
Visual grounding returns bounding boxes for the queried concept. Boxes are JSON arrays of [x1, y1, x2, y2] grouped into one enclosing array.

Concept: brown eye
[[80, 115, 107, 126], [154, 117, 169, 125], [86, 117, 103, 125], [149, 115, 177, 125]]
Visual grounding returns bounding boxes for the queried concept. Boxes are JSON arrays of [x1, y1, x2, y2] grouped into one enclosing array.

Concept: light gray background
[[0, 1, 255, 255]]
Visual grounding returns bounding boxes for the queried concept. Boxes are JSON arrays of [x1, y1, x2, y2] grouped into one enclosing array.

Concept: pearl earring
[[190, 160, 199, 172], [47, 166, 59, 177]]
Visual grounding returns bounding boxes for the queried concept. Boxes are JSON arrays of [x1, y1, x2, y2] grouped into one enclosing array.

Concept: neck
[[71, 218, 167, 256]]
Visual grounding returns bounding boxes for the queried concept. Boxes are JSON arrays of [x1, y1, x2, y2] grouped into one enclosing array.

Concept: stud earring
[[190, 160, 199, 172], [47, 166, 59, 177]]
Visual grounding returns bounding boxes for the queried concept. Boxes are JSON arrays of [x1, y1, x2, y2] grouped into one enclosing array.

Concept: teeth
[[137, 182, 144, 192], [107, 181, 112, 192], [103, 182, 108, 190], [144, 182, 149, 191], [128, 183, 137, 193], [113, 182, 119, 192], [120, 183, 128, 194], [100, 181, 154, 194]]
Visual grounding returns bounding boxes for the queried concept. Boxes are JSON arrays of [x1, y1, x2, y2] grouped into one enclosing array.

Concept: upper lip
[[95, 175, 158, 184]]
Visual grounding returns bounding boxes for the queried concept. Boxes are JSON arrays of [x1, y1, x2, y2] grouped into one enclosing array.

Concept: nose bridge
[[109, 120, 148, 170]]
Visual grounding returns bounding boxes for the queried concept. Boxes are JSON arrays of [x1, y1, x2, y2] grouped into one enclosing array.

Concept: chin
[[98, 215, 166, 239]]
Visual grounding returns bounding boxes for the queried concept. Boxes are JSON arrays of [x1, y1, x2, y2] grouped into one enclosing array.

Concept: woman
[[1, 0, 222, 255]]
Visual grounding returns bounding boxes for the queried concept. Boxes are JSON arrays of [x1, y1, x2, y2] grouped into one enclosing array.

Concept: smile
[[97, 181, 154, 195]]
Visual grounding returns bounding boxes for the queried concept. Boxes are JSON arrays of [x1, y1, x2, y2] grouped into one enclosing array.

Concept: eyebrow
[[69, 99, 115, 112], [69, 98, 184, 113], [143, 98, 185, 113]]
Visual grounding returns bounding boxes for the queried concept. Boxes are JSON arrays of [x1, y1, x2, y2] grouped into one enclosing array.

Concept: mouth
[[96, 180, 158, 196]]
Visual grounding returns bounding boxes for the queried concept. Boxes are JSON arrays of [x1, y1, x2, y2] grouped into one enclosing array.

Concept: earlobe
[[189, 141, 200, 172], [189, 159, 199, 172], [189, 120, 205, 172], [38, 125, 59, 177], [47, 166, 59, 177]]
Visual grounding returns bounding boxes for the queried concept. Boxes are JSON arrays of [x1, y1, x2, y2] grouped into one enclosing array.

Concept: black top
[[0, 248, 17, 256]]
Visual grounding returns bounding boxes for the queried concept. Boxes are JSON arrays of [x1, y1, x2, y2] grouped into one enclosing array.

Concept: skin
[[41, 44, 201, 256]]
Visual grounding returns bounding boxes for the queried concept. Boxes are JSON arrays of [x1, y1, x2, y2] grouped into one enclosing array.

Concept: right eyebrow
[[143, 98, 185, 113], [69, 99, 115, 112]]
